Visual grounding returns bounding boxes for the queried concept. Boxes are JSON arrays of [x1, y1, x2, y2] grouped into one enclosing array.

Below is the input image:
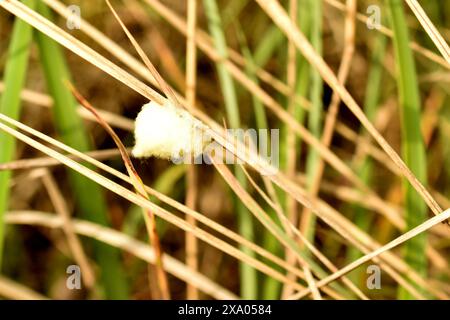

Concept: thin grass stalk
[[0, 0, 35, 268], [41, 171, 95, 289], [202, 0, 257, 299], [243, 169, 367, 299], [299, 0, 323, 241], [34, 2, 129, 299], [282, 0, 299, 299], [253, 26, 284, 68], [387, 0, 429, 299], [282, 0, 311, 299], [185, 0, 199, 300], [405, 0, 450, 64], [234, 25, 268, 132], [122, 165, 187, 239], [441, 100, 450, 200]]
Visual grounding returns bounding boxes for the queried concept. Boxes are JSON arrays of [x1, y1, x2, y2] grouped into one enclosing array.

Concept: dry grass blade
[[104, 0, 179, 107], [289, 209, 450, 299], [0, 149, 124, 171], [405, 0, 450, 65], [67, 83, 170, 299], [5, 211, 238, 300], [283, 0, 300, 299], [0, 275, 48, 300], [185, 0, 199, 300], [41, 170, 95, 289], [0, 81, 134, 131]]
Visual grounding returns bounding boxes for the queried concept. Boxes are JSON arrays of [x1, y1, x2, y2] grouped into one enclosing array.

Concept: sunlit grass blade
[[34, 1, 129, 299], [0, 0, 35, 269], [387, 0, 429, 299]]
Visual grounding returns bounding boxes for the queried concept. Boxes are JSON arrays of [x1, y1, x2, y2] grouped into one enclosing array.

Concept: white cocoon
[[132, 100, 210, 160]]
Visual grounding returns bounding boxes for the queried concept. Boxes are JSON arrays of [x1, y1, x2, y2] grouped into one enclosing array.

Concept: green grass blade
[[222, 0, 250, 29], [387, 0, 428, 299], [202, 0, 257, 299], [253, 26, 284, 68], [303, 0, 323, 242], [35, 2, 129, 299], [235, 25, 268, 132], [0, 0, 36, 269]]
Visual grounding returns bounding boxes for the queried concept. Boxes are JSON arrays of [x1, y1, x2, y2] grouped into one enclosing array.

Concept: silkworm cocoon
[[132, 100, 211, 160]]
